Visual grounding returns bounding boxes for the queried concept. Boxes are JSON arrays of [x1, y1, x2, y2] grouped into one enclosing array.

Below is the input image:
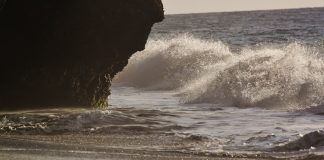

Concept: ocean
[[1, 7, 324, 159]]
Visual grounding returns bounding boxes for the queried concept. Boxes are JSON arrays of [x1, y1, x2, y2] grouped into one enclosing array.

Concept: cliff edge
[[0, 0, 164, 109]]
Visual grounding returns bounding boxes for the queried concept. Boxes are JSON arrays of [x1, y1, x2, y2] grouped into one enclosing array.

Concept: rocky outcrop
[[274, 130, 324, 151], [0, 0, 164, 109]]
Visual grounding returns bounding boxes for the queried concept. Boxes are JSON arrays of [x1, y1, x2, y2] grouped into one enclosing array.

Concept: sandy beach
[[1, 131, 322, 160]]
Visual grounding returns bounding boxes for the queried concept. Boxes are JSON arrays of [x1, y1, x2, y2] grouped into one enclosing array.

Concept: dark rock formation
[[0, 0, 164, 109], [274, 130, 324, 152]]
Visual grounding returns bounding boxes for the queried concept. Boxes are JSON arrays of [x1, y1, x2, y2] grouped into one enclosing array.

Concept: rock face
[[0, 0, 164, 109], [274, 130, 324, 151]]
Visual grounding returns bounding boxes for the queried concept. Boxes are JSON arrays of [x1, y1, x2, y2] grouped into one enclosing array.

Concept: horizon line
[[165, 6, 324, 15]]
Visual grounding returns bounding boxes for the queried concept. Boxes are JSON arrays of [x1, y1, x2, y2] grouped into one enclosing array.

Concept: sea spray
[[114, 34, 324, 110], [181, 42, 324, 110], [114, 34, 232, 90]]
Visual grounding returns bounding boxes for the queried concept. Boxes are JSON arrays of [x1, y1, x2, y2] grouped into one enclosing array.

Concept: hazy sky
[[163, 0, 324, 14]]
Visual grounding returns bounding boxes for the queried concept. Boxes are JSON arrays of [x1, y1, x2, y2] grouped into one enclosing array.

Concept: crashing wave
[[114, 34, 324, 110]]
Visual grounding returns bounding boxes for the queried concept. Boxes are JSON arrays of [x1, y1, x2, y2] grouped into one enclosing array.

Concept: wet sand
[[1, 132, 321, 160], [0, 133, 261, 160]]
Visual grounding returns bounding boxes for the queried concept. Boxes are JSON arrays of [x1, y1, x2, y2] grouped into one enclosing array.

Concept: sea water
[[112, 7, 324, 154]]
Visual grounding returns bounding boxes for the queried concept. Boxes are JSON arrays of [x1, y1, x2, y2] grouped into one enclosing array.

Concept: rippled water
[[109, 86, 324, 154], [152, 8, 324, 48]]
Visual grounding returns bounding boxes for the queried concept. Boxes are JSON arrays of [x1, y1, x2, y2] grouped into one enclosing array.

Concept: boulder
[[0, 0, 164, 109]]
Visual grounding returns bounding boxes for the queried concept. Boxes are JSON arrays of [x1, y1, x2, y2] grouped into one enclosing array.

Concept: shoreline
[[0, 132, 321, 160]]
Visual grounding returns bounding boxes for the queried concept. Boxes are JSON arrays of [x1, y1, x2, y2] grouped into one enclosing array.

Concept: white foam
[[113, 34, 324, 110]]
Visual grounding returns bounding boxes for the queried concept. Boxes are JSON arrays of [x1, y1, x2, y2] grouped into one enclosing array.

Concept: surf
[[114, 34, 324, 110]]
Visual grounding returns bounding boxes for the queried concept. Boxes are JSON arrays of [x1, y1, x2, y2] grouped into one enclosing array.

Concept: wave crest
[[114, 34, 232, 90], [114, 34, 324, 110]]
